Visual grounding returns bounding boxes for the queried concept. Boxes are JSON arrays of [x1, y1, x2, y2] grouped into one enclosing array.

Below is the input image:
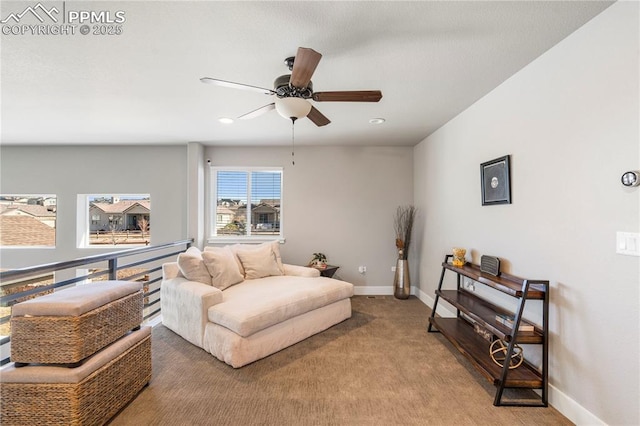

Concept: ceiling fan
[[200, 47, 383, 127]]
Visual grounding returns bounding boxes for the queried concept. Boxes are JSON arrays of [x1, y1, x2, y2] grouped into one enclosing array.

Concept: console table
[[428, 254, 549, 407]]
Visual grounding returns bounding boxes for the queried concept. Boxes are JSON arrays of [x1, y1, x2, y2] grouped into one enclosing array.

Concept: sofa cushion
[[177, 247, 212, 285], [233, 243, 284, 279], [207, 275, 353, 337], [202, 247, 244, 290]]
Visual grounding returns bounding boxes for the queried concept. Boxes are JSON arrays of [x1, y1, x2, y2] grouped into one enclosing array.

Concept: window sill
[[206, 236, 285, 245]]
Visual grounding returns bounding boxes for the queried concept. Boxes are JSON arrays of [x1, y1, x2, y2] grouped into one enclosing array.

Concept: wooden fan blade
[[312, 91, 383, 102], [200, 77, 275, 95], [307, 106, 331, 127], [290, 47, 322, 89], [238, 103, 275, 120]]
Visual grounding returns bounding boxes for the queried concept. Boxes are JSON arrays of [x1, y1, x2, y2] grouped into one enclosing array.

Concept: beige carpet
[[111, 296, 572, 425]]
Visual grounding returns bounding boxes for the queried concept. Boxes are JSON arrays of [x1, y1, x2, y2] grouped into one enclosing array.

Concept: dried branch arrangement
[[394, 205, 416, 260]]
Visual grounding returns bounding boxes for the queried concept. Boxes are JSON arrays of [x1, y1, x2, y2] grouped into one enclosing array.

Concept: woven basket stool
[[10, 281, 143, 366], [1, 326, 151, 426]]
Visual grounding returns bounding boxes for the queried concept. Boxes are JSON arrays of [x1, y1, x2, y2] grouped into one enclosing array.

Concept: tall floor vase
[[394, 251, 410, 299]]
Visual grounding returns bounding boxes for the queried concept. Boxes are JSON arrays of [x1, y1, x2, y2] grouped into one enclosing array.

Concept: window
[[77, 194, 151, 247], [0, 194, 57, 247], [210, 168, 283, 241]]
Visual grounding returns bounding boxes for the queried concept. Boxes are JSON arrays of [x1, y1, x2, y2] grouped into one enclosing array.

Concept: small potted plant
[[309, 252, 327, 269]]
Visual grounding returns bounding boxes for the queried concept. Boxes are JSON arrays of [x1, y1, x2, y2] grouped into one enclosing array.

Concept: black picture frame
[[480, 155, 511, 205]]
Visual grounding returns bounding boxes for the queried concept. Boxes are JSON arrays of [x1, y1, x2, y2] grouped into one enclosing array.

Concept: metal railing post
[[108, 258, 117, 280]]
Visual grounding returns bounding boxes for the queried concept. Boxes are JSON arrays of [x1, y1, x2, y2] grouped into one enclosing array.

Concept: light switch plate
[[616, 232, 640, 256]]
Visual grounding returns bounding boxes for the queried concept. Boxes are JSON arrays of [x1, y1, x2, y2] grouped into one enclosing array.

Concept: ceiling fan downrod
[[284, 56, 295, 71]]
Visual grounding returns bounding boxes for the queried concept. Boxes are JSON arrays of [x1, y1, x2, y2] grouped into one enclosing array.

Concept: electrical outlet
[[391, 266, 396, 272], [358, 266, 367, 274]]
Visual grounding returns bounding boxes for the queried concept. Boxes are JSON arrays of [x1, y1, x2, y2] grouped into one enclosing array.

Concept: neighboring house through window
[[77, 194, 151, 247], [210, 168, 283, 241]]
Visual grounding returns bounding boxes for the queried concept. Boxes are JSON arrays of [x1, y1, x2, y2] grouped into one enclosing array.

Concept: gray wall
[[0, 145, 188, 268], [206, 145, 414, 290], [413, 3, 639, 424], [0, 144, 414, 291]]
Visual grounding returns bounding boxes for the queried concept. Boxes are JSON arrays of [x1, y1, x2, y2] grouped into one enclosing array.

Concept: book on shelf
[[495, 313, 534, 332]]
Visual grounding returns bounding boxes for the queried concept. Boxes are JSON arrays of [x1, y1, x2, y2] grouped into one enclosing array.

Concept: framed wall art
[[480, 155, 511, 205]]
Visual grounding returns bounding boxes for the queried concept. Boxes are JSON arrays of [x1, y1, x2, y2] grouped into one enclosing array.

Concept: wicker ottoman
[[10, 281, 143, 366], [1, 326, 152, 426]]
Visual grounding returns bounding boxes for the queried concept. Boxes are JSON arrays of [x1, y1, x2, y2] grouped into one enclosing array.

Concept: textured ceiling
[[0, 1, 613, 147]]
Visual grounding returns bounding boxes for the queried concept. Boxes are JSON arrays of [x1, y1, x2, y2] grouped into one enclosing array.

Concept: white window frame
[[208, 167, 284, 244], [77, 194, 151, 249]]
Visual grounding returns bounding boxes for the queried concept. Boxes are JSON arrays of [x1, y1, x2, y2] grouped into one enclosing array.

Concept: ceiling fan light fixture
[[275, 97, 312, 120], [218, 117, 234, 124], [369, 118, 386, 124]]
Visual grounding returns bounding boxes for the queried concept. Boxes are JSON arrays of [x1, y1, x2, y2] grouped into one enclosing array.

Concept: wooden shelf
[[429, 255, 549, 406], [429, 317, 543, 388], [442, 262, 547, 299], [437, 290, 543, 344]]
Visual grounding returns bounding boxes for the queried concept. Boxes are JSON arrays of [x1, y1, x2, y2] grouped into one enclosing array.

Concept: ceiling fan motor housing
[[274, 74, 313, 99], [201, 47, 380, 127]]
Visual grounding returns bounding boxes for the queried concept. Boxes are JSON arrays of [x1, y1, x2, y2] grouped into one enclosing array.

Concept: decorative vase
[[394, 249, 410, 299]]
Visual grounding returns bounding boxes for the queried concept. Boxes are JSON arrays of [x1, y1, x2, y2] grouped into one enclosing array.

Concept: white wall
[[413, 3, 639, 425], [207, 145, 414, 290], [0, 145, 189, 268]]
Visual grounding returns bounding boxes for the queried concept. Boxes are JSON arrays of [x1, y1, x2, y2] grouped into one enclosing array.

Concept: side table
[[317, 265, 339, 278]]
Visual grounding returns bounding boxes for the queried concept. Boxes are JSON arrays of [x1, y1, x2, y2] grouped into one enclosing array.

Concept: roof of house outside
[[0, 215, 55, 246], [259, 199, 280, 207], [91, 200, 150, 214], [216, 206, 236, 216], [0, 204, 56, 217], [252, 204, 279, 213]]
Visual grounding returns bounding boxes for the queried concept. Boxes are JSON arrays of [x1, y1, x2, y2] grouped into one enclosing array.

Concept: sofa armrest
[[283, 264, 320, 277], [161, 276, 223, 348], [162, 262, 182, 280]]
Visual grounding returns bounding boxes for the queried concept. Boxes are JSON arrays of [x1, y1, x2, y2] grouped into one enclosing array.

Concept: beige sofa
[[161, 242, 353, 368]]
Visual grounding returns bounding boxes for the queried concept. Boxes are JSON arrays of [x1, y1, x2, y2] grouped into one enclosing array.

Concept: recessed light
[[218, 117, 234, 124], [369, 118, 385, 124]]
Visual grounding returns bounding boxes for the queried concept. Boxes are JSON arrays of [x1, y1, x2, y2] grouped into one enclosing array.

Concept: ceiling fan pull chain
[[291, 117, 296, 166]]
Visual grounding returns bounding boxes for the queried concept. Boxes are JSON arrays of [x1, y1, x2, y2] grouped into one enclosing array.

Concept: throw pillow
[[234, 243, 283, 279], [269, 241, 285, 275], [202, 247, 244, 290], [227, 242, 282, 276], [225, 244, 247, 277], [176, 247, 212, 285]]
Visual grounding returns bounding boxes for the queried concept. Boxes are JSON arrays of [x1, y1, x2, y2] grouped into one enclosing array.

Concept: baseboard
[[145, 315, 163, 328], [548, 384, 605, 425], [352, 286, 457, 318], [416, 287, 456, 317]]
